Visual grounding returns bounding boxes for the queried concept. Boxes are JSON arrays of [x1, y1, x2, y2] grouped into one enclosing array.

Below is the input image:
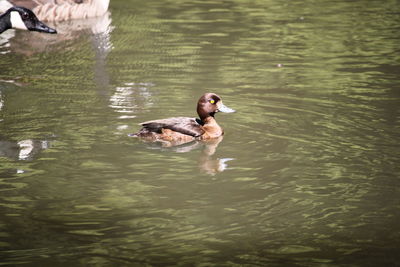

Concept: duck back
[[139, 117, 205, 137]]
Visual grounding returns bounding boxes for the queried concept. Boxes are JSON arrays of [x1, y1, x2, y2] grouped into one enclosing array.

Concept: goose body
[[0, 0, 109, 21], [0, 5, 56, 34]]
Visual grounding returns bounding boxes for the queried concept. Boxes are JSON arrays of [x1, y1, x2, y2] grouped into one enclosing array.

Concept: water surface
[[1, 0, 400, 266]]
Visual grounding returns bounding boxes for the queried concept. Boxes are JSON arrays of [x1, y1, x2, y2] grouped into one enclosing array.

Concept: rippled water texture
[[1, 0, 400, 265]]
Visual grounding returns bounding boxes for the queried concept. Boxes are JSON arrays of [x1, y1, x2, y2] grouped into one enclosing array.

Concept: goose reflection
[[140, 136, 234, 175], [0, 138, 50, 161]]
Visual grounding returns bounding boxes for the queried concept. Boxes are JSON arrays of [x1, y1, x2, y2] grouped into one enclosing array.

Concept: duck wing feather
[[141, 117, 204, 137]]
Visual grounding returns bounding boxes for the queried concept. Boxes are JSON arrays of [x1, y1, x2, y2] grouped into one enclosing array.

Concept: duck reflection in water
[[139, 136, 234, 176], [197, 136, 234, 176]]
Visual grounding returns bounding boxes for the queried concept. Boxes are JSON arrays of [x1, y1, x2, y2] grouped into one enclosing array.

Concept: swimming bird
[[0, 6, 56, 34], [130, 93, 235, 146], [0, 0, 109, 21]]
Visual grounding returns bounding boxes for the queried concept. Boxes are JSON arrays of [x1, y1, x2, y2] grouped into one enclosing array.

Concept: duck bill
[[32, 21, 57, 34], [218, 103, 235, 113]]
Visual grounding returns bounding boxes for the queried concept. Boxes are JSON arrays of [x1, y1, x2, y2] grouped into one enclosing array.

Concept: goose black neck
[[0, 11, 12, 34]]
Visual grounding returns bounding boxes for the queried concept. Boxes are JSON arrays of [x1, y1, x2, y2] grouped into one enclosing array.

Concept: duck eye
[[209, 100, 215, 104], [22, 12, 29, 19]]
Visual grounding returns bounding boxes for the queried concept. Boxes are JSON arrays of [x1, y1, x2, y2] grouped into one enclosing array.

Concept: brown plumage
[[130, 93, 235, 146], [0, 0, 109, 21]]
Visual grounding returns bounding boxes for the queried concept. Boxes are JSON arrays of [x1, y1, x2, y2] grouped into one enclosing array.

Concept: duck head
[[5, 6, 57, 34], [197, 93, 235, 121]]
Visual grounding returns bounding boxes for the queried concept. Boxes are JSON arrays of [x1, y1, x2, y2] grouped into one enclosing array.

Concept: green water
[[1, 0, 400, 266]]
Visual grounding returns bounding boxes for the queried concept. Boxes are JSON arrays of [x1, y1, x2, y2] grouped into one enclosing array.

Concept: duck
[[0, 6, 56, 34], [0, 0, 109, 21], [130, 93, 235, 145]]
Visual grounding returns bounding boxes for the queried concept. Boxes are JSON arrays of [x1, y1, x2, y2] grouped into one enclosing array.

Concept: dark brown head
[[196, 93, 235, 121]]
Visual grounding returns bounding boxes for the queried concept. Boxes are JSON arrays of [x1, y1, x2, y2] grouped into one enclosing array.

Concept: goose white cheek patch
[[10, 11, 28, 30]]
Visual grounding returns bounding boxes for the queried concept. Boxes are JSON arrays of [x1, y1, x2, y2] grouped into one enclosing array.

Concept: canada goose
[[0, 0, 109, 21], [0, 6, 56, 34]]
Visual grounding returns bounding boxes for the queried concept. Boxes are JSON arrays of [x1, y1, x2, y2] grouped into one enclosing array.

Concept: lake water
[[1, 0, 400, 266]]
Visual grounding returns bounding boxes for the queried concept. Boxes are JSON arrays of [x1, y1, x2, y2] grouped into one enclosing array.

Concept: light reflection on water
[[109, 82, 154, 115], [1, 0, 400, 265]]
